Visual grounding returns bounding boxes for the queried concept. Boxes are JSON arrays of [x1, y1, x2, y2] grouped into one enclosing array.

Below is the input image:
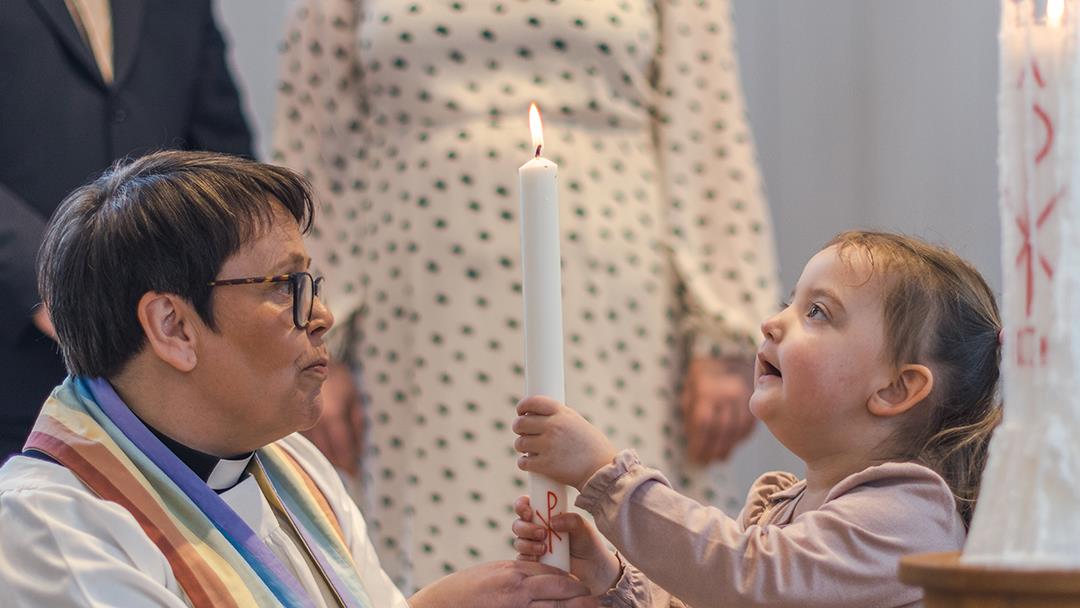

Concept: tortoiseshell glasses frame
[[207, 272, 325, 329]]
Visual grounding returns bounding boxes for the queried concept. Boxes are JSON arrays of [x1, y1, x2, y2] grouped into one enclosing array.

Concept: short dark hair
[[38, 150, 315, 378]]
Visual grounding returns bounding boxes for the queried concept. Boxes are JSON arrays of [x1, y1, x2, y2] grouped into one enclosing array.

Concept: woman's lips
[[302, 357, 330, 378]]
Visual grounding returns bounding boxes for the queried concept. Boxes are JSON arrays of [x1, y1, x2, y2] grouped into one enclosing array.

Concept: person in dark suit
[[0, 0, 253, 456]]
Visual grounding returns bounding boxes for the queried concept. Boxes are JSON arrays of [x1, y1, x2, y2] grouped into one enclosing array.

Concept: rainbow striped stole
[[23, 377, 372, 608]]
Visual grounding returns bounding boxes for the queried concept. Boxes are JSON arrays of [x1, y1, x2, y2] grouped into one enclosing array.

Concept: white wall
[[214, 0, 293, 160], [733, 1, 1001, 293]]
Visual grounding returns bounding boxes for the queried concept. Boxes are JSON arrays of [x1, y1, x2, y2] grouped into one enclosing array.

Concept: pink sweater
[[576, 450, 965, 607]]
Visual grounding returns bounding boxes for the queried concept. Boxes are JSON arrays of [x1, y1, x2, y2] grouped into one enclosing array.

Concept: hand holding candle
[[517, 103, 571, 571]]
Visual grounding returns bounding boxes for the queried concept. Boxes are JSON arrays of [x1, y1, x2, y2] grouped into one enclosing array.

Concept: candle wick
[[535, 144, 542, 158]]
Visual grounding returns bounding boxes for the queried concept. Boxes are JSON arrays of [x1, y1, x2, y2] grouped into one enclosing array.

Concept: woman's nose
[[308, 292, 334, 336]]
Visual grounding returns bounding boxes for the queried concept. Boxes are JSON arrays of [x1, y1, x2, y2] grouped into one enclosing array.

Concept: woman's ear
[[868, 364, 934, 417], [137, 292, 200, 372]]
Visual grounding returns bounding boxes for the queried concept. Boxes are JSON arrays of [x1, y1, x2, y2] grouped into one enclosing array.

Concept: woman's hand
[[513, 397, 617, 491], [513, 496, 621, 596], [408, 559, 596, 608], [680, 356, 756, 464]]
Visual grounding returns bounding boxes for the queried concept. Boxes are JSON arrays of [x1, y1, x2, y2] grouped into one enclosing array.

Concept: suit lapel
[[27, 0, 103, 86], [109, 0, 144, 88]]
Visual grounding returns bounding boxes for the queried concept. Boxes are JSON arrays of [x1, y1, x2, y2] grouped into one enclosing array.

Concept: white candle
[[964, 0, 1080, 567], [518, 103, 570, 571]]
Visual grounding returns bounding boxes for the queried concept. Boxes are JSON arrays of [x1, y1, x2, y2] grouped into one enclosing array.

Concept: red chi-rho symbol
[[533, 491, 563, 555]]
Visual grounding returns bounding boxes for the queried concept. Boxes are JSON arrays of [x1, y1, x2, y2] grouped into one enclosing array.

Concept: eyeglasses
[[207, 272, 325, 329]]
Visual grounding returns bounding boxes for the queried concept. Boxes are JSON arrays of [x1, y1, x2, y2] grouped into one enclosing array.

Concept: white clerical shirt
[[0, 434, 409, 607]]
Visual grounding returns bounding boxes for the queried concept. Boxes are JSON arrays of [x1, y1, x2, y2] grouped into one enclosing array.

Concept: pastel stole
[[25, 394, 267, 606], [258, 444, 373, 607], [77, 377, 317, 607]]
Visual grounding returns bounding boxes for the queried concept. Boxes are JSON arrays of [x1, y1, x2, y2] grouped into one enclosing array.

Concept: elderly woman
[[0, 151, 591, 608]]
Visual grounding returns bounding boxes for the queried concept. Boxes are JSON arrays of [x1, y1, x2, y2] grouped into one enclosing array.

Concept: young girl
[[511, 231, 1002, 607]]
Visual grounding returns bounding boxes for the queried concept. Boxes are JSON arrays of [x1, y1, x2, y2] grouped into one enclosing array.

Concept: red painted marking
[[1037, 189, 1062, 228], [1040, 255, 1054, 279], [1016, 326, 1050, 368], [533, 491, 563, 554], [1015, 213, 1035, 317], [1015, 189, 1063, 318], [1015, 213, 1029, 240], [1032, 59, 1046, 88], [1033, 103, 1054, 164]]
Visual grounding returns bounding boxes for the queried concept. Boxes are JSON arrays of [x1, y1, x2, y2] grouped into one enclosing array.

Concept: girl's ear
[[137, 292, 200, 373], [868, 364, 934, 417]]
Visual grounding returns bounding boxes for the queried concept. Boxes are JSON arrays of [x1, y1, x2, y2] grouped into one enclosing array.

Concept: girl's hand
[[513, 496, 621, 596], [513, 397, 617, 490]]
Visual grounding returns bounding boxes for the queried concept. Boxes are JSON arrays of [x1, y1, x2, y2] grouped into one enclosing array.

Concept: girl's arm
[[578, 452, 963, 608]]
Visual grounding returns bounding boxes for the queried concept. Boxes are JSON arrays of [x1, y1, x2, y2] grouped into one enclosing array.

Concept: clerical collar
[[144, 424, 254, 492]]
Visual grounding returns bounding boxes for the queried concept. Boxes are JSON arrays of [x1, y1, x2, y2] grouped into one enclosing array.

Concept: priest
[[0, 150, 593, 607]]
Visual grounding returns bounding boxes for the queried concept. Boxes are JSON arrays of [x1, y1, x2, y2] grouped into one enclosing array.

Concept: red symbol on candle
[[533, 491, 563, 555], [1033, 103, 1054, 164], [1016, 59, 1055, 164], [1016, 326, 1049, 367], [1015, 188, 1062, 317], [1016, 58, 1046, 89]]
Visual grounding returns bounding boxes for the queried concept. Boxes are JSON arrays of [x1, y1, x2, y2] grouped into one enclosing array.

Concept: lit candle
[[518, 103, 570, 571], [964, 0, 1080, 567]]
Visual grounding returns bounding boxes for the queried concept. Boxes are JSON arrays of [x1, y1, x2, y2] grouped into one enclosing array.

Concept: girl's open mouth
[[757, 353, 782, 378]]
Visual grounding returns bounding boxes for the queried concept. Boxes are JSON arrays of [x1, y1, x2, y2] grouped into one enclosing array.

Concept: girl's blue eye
[[807, 303, 827, 320]]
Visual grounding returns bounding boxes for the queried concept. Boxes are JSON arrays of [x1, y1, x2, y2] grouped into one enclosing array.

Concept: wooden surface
[[900, 552, 1080, 607]]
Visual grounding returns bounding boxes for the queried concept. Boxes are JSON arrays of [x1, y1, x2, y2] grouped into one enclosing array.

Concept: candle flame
[[529, 103, 543, 157], [1048, 0, 1065, 27]]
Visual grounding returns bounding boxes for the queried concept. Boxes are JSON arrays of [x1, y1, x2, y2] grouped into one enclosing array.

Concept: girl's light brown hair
[[828, 231, 1002, 527]]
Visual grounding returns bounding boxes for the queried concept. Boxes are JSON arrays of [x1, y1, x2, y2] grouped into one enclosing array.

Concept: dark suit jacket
[[0, 0, 253, 455]]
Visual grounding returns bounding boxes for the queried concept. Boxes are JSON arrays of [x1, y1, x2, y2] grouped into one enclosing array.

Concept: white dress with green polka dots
[[274, 0, 779, 592]]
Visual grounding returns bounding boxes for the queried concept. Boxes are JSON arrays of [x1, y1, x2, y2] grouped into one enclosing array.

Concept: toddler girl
[[512, 231, 1002, 607]]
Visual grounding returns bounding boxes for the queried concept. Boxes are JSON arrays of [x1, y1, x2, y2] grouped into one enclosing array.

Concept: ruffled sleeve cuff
[[576, 450, 641, 513], [575, 450, 672, 520], [600, 553, 652, 608]]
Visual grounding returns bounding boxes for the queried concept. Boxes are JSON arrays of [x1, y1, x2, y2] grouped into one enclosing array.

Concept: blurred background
[[216, 0, 1001, 294], [213, 0, 1001, 480]]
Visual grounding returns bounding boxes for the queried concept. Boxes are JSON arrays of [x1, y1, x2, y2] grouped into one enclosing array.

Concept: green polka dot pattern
[[274, 0, 778, 593]]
